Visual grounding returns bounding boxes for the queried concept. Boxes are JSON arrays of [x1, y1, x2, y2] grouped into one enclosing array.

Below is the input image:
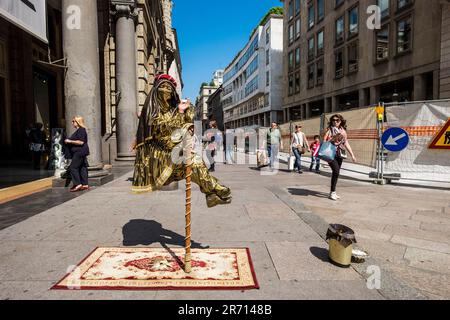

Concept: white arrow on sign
[[385, 133, 407, 146]]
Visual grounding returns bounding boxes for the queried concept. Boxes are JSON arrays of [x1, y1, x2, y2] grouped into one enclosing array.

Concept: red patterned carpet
[[52, 247, 259, 291]]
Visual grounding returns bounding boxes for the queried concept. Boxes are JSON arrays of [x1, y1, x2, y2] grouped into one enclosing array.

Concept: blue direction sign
[[382, 127, 409, 152]]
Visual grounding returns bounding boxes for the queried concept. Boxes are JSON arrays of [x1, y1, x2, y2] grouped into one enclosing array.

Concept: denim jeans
[[267, 144, 279, 168], [310, 156, 321, 171], [292, 147, 302, 171]]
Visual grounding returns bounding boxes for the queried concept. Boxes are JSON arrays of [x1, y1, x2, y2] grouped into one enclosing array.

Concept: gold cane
[[184, 127, 193, 273]]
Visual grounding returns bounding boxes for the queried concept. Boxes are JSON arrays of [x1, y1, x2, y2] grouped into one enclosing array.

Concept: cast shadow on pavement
[[287, 187, 329, 198], [309, 246, 330, 263], [122, 219, 210, 269], [122, 219, 209, 249]]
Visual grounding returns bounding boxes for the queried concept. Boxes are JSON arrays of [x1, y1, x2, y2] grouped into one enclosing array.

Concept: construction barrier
[[279, 107, 378, 168], [384, 100, 450, 181]]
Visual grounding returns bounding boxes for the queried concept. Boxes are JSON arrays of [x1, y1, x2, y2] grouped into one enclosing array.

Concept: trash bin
[[326, 224, 357, 268]]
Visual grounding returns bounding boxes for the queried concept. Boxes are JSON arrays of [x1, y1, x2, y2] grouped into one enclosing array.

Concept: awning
[[0, 0, 48, 43]]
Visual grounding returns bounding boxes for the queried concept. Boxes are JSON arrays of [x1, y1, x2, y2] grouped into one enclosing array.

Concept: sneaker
[[329, 192, 338, 201], [298, 170, 303, 174], [315, 170, 320, 174]]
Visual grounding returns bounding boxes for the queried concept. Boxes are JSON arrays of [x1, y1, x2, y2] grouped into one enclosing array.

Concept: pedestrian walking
[[65, 116, 90, 192], [291, 125, 310, 173], [323, 114, 356, 201], [309, 135, 321, 173], [267, 122, 283, 171]]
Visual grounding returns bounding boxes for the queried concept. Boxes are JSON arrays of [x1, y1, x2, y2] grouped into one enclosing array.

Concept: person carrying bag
[[291, 125, 310, 173], [323, 114, 356, 201]]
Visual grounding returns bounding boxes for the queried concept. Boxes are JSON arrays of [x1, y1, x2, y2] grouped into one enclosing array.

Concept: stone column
[[359, 88, 369, 107], [440, 2, 450, 99], [413, 74, 427, 101], [433, 70, 440, 100], [370, 86, 381, 105], [62, 0, 104, 171], [111, 1, 139, 161], [331, 96, 339, 112], [305, 103, 311, 119], [324, 97, 332, 114]]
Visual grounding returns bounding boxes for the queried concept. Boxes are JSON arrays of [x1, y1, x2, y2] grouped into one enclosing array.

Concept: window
[[376, 25, 389, 61], [289, 51, 294, 72], [348, 6, 359, 37], [245, 57, 258, 77], [308, 4, 315, 29], [295, 47, 301, 67], [378, 0, 390, 19], [335, 0, 344, 8], [288, 74, 294, 95], [348, 41, 359, 73], [295, 18, 301, 39], [397, 16, 412, 54], [308, 37, 315, 61], [245, 76, 259, 97], [316, 59, 324, 85], [295, 71, 301, 93], [307, 64, 315, 89], [289, 0, 294, 20], [317, 30, 324, 56], [336, 16, 344, 44], [335, 49, 344, 78], [266, 27, 270, 44], [317, 0, 325, 22], [295, 0, 301, 15], [288, 24, 294, 45], [397, 0, 413, 11], [266, 71, 270, 86], [266, 49, 270, 65]]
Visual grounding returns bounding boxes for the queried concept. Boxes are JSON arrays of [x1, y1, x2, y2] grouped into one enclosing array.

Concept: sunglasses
[[332, 118, 341, 122]]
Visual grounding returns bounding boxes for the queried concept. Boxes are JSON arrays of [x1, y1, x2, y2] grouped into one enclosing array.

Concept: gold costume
[[132, 79, 231, 208]]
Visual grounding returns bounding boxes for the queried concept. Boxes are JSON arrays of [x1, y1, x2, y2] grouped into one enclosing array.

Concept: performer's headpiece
[[155, 74, 177, 88]]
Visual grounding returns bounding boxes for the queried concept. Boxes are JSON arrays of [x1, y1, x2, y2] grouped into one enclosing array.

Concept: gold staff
[[184, 125, 194, 273]]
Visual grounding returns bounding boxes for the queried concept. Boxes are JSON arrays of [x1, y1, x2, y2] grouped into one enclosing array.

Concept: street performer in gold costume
[[132, 74, 231, 208]]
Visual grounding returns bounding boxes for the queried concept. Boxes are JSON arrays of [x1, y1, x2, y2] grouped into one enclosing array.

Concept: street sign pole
[[381, 102, 385, 183], [374, 103, 387, 185]]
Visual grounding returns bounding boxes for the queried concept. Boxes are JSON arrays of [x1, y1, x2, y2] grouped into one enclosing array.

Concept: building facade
[[222, 12, 284, 129], [0, 0, 64, 163], [212, 69, 224, 86], [282, 0, 450, 122], [206, 85, 224, 131], [102, 0, 182, 163], [195, 83, 219, 129], [0, 0, 180, 183]]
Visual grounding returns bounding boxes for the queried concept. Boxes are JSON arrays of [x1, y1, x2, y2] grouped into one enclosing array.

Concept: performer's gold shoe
[[206, 194, 232, 208], [215, 186, 231, 200]]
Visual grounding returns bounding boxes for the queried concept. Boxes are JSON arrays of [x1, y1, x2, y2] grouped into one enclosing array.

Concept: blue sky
[[172, 0, 282, 101]]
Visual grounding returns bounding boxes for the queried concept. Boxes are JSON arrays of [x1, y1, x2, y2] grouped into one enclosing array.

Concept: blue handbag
[[318, 141, 336, 162]]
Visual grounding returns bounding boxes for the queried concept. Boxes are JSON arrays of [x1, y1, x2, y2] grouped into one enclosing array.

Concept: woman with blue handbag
[[323, 114, 356, 201]]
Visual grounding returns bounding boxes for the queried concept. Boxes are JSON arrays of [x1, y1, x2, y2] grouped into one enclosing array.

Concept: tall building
[[281, 0, 450, 122], [222, 9, 284, 129], [212, 69, 224, 86], [195, 83, 219, 129], [207, 85, 224, 131]]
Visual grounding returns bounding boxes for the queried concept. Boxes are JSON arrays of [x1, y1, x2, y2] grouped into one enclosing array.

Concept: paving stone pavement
[[0, 162, 447, 300]]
